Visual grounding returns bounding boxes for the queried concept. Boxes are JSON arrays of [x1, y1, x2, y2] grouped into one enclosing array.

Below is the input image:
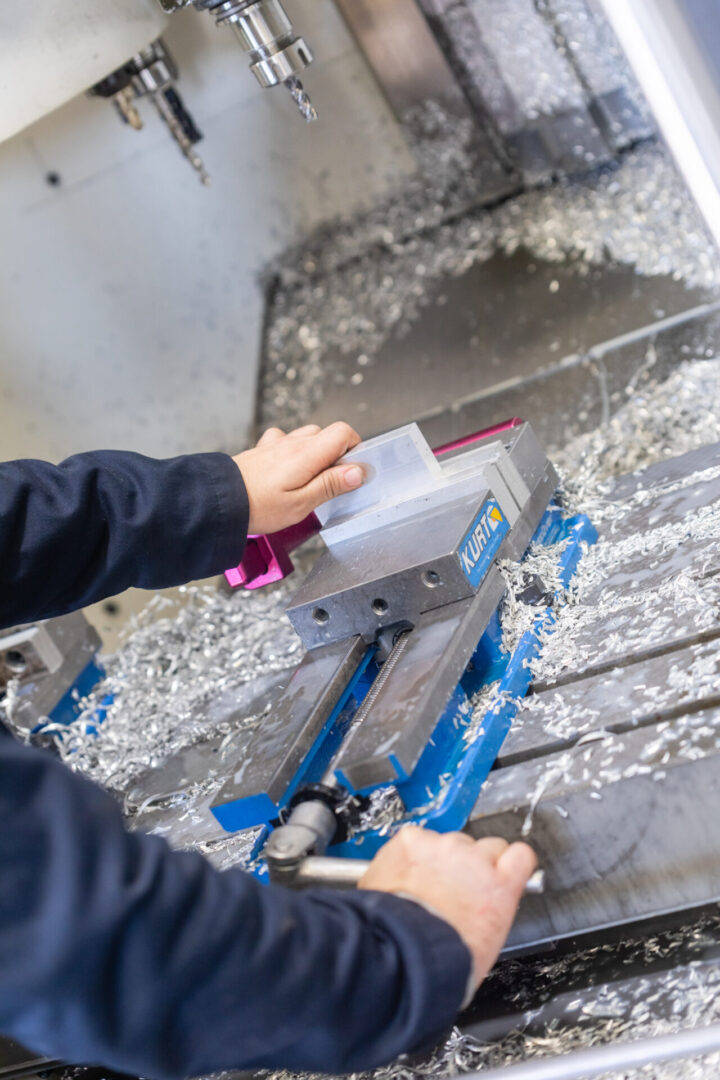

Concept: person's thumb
[[302, 464, 365, 509], [497, 842, 538, 899]]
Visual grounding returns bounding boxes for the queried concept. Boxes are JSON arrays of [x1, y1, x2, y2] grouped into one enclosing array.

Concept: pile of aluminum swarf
[[61, 580, 302, 791], [260, 140, 720, 429]]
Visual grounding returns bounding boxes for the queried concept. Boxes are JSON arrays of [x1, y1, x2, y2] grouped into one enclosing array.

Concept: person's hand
[[358, 826, 537, 993], [234, 422, 364, 535]]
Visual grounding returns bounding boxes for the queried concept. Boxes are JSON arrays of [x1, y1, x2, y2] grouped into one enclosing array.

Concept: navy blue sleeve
[[0, 451, 249, 629], [0, 729, 470, 1078]]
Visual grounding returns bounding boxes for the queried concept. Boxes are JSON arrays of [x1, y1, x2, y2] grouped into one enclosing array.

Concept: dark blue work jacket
[[0, 451, 469, 1080]]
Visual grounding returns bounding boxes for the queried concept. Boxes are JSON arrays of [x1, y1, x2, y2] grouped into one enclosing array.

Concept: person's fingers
[[256, 427, 286, 446], [292, 421, 362, 483], [444, 832, 476, 848], [472, 837, 510, 865], [497, 842, 538, 892], [288, 424, 322, 438], [358, 825, 433, 888], [395, 823, 437, 855], [397, 823, 429, 841], [301, 463, 365, 507]]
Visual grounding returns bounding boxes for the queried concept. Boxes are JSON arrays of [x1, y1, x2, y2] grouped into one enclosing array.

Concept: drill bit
[[151, 90, 212, 186], [284, 76, 318, 123], [112, 87, 143, 131]]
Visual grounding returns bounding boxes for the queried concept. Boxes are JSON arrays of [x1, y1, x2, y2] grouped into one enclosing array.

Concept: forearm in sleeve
[[0, 451, 248, 628], [0, 734, 470, 1079]]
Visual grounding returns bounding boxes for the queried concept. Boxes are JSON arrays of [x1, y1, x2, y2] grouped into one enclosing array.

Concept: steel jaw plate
[[210, 421, 596, 856]]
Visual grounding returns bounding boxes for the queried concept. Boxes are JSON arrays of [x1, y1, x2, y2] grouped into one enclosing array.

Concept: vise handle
[[290, 855, 545, 894]]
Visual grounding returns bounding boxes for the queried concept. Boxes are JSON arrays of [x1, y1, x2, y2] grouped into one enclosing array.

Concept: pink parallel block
[[224, 513, 321, 590], [433, 417, 523, 457], [225, 418, 524, 590]]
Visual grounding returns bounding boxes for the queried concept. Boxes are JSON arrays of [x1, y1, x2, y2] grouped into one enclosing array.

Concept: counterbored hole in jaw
[[423, 570, 441, 588], [4, 650, 27, 674], [372, 598, 389, 616], [312, 607, 330, 625]]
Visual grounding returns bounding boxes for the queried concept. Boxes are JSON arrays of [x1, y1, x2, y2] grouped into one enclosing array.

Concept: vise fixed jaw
[[210, 421, 558, 856]]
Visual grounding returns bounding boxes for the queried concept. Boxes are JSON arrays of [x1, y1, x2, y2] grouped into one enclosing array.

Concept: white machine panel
[[0, 0, 169, 143]]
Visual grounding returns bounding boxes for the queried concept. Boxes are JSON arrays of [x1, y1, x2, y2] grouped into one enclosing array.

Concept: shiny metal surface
[[265, 798, 338, 880], [286, 492, 491, 650], [160, 0, 316, 117], [423, 0, 612, 182], [247, 43, 310, 88], [333, 575, 505, 790], [293, 854, 372, 888], [219, 0, 292, 52], [470, 716, 720, 951], [287, 421, 552, 651], [540, 0, 655, 152], [210, 636, 366, 821], [214, 0, 316, 115], [335, 0, 652, 180], [459, 1022, 720, 1080], [334, 0, 463, 115], [316, 423, 442, 535], [0, 626, 63, 688], [601, 0, 720, 246], [214, 420, 554, 862], [289, 855, 546, 892], [418, 299, 720, 453], [317, 423, 528, 543], [327, 628, 412, 772], [0, 614, 101, 739], [108, 432, 720, 1016]]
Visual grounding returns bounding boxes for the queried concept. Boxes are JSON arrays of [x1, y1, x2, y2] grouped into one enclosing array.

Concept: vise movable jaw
[[211, 421, 558, 883]]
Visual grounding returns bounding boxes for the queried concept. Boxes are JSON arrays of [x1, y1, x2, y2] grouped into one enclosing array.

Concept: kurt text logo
[[460, 504, 505, 575]]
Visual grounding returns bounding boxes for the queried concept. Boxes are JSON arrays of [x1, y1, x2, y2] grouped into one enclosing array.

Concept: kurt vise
[[213, 420, 593, 890]]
